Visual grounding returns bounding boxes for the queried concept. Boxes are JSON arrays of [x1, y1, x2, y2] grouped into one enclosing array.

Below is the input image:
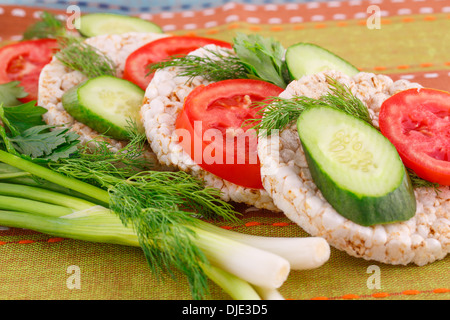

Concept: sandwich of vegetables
[[146, 25, 449, 266], [255, 70, 449, 266]]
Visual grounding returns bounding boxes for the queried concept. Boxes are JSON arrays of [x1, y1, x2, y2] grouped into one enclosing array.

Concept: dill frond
[[250, 76, 372, 136], [48, 127, 148, 188], [407, 168, 441, 193], [24, 12, 116, 78], [23, 11, 66, 40], [246, 96, 318, 136], [149, 33, 289, 88], [48, 129, 240, 299], [109, 176, 210, 299], [322, 77, 372, 125], [55, 36, 117, 79]]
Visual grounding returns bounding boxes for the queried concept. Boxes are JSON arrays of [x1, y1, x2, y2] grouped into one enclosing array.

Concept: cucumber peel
[[78, 13, 163, 37], [297, 105, 416, 226], [62, 75, 145, 140], [286, 43, 359, 80]]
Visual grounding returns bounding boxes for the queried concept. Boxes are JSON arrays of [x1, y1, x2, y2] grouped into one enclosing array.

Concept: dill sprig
[[322, 77, 372, 124], [55, 36, 117, 79], [248, 95, 311, 136], [50, 132, 148, 189], [48, 127, 240, 299], [407, 168, 441, 192], [22, 11, 66, 40], [251, 76, 371, 136], [148, 48, 249, 83], [109, 170, 238, 299], [149, 33, 289, 88]]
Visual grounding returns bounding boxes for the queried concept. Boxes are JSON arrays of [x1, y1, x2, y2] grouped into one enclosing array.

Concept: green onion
[[0, 182, 94, 211], [190, 225, 290, 289], [0, 150, 110, 205], [252, 285, 285, 300], [0, 180, 290, 290], [195, 219, 330, 270], [202, 264, 261, 300], [0, 155, 285, 298], [0, 149, 330, 299]]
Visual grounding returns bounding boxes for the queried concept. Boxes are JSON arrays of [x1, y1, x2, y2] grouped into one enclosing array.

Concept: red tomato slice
[[379, 88, 450, 185], [0, 39, 58, 103], [123, 36, 232, 90], [175, 79, 283, 189]]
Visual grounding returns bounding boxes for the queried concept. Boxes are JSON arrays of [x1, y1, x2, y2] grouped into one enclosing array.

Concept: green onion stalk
[[0, 150, 330, 300]]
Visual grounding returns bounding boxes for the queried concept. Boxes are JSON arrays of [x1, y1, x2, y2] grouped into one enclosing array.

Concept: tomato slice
[[123, 36, 232, 90], [0, 39, 58, 103], [175, 79, 283, 189], [379, 88, 450, 185]]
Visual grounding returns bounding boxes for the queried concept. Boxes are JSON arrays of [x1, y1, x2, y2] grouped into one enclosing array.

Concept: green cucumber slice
[[62, 75, 145, 140], [78, 13, 163, 37], [286, 43, 359, 80], [296, 105, 416, 226]]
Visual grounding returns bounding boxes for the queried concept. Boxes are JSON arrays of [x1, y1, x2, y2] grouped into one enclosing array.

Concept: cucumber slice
[[297, 105, 416, 226], [78, 13, 162, 37], [286, 43, 359, 80], [62, 75, 145, 140]]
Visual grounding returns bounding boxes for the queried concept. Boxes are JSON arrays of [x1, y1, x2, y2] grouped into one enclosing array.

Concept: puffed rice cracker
[[38, 32, 169, 169], [258, 70, 449, 266], [140, 45, 279, 211]]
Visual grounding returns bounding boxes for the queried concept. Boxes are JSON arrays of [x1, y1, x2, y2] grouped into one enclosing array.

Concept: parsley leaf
[[8, 125, 80, 161], [233, 33, 288, 88], [0, 81, 29, 107], [0, 103, 80, 162], [2, 101, 48, 132], [149, 33, 289, 88]]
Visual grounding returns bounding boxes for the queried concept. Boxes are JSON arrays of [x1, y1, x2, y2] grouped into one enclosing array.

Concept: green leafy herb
[[148, 49, 248, 83], [0, 81, 29, 107], [321, 77, 371, 124], [407, 168, 441, 192], [22, 11, 67, 40], [7, 124, 79, 161], [251, 76, 371, 136], [55, 36, 117, 79], [2, 101, 47, 132], [0, 103, 80, 162], [108, 170, 237, 299], [233, 33, 287, 88], [149, 33, 288, 88], [21, 11, 115, 79], [45, 131, 240, 299], [48, 126, 152, 189]]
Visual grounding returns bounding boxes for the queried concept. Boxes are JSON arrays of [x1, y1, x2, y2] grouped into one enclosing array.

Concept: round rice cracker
[[37, 32, 169, 169], [257, 70, 450, 266], [140, 45, 279, 211]]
